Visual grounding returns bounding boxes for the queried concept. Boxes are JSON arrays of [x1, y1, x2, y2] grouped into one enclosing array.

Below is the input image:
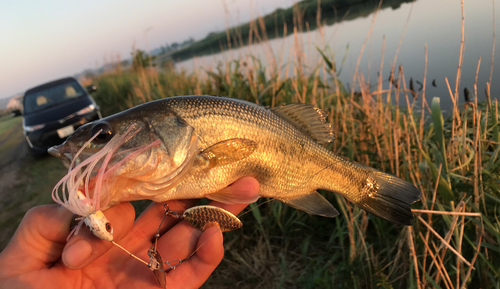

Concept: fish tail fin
[[355, 169, 421, 226]]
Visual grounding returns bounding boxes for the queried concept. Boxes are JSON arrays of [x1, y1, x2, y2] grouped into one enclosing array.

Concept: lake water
[[177, 0, 499, 110]]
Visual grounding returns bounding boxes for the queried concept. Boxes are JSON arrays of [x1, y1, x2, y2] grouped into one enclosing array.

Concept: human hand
[[0, 177, 259, 289]]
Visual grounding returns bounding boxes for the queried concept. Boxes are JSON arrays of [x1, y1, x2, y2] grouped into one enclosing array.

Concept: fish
[[49, 95, 421, 240]]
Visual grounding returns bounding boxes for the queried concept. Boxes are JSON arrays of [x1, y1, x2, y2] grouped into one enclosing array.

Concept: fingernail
[[63, 239, 92, 268], [217, 227, 223, 242]]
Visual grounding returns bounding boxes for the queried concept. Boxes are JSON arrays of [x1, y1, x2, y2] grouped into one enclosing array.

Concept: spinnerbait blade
[[182, 205, 242, 232]]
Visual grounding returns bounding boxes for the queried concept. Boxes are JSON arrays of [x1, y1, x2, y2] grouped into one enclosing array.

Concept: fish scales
[[162, 97, 328, 200], [50, 95, 421, 226]]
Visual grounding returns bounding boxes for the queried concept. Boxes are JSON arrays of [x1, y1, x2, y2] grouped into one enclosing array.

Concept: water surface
[[178, 0, 499, 110]]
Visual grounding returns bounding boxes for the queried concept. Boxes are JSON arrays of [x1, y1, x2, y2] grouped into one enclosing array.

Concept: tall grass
[[88, 3, 499, 288]]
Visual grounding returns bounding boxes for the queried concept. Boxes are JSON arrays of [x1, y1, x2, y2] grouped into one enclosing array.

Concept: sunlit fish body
[[49, 95, 421, 238]]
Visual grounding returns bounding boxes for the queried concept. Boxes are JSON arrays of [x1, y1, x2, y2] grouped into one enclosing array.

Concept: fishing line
[[111, 241, 149, 266], [155, 226, 222, 271], [237, 197, 277, 218]]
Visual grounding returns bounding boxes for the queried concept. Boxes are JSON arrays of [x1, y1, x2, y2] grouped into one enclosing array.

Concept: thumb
[[0, 205, 73, 276]]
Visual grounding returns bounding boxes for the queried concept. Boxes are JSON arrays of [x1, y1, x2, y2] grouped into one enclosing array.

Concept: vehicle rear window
[[23, 80, 86, 114]]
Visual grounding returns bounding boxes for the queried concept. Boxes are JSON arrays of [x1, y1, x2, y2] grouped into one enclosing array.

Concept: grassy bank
[[89, 31, 500, 288], [0, 115, 22, 160], [0, 115, 68, 249]]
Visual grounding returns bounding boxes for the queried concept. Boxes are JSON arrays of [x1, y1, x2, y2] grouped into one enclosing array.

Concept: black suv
[[22, 77, 101, 154]]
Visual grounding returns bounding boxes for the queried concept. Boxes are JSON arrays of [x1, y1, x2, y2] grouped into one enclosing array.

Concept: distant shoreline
[[165, 0, 414, 63]]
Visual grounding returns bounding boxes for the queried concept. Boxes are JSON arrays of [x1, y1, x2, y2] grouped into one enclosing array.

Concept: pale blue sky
[[0, 0, 297, 99]]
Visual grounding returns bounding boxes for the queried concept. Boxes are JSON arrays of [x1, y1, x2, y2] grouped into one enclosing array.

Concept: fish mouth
[[51, 125, 162, 212], [48, 142, 76, 168]]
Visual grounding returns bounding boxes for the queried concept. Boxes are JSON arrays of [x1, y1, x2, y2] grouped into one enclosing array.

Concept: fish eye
[[105, 222, 112, 232], [91, 122, 113, 143]]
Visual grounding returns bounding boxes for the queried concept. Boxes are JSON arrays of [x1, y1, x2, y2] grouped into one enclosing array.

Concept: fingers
[[0, 205, 73, 275], [157, 178, 259, 288], [62, 177, 259, 272], [131, 199, 198, 241], [61, 202, 135, 269], [160, 201, 245, 288], [229, 176, 260, 203], [166, 226, 224, 289], [205, 176, 260, 214]]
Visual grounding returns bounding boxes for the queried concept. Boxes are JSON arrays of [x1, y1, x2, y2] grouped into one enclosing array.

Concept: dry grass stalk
[[418, 232, 453, 289], [489, 0, 496, 84], [407, 227, 422, 289], [417, 215, 472, 268], [432, 241, 454, 289], [411, 209, 481, 217], [351, 0, 381, 102], [460, 224, 483, 289], [434, 201, 463, 285]]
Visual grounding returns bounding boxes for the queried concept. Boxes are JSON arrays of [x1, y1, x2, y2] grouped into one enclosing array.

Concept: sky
[[0, 0, 298, 99]]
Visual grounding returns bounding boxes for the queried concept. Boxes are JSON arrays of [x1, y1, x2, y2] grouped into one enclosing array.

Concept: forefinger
[[130, 199, 198, 241]]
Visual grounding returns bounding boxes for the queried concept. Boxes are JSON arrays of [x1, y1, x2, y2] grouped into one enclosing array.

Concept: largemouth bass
[[49, 95, 421, 240]]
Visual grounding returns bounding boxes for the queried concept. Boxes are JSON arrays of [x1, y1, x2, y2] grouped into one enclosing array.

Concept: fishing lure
[[182, 205, 243, 232], [51, 125, 161, 241], [147, 245, 167, 288], [145, 204, 243, 287], [161, 204, 243, 232]]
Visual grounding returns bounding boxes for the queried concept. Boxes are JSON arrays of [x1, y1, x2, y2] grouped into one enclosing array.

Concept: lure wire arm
[[163, 203, 184, 220], [148, 204, 188, 271]]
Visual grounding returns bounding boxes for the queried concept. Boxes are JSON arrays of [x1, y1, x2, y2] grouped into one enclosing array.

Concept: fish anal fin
[[206, 186, 260, 204], [283, 191, 339, 217], [201, 138, 257, 169], [270, 103, 335, 144]]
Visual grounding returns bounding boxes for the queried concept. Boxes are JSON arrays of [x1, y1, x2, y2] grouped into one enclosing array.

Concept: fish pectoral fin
[[200, 138, 257, 169], [283, 191, 339, 217], [206, 186, 260, 204]]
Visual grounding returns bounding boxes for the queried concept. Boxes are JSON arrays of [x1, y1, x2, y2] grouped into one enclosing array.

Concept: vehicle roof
[[24, 77, 80, 95]]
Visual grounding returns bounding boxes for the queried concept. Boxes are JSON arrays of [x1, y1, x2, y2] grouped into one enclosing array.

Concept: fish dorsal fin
[[270, 103, 335, 144], [201, 138, 257, 169], [282, 191, 339, 217]]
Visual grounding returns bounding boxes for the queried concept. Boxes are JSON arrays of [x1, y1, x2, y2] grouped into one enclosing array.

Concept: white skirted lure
[[51, 125, 160, 241]]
